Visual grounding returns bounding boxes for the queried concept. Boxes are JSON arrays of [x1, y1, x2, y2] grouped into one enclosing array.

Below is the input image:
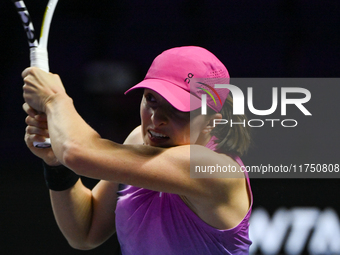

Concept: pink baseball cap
[[125, 46, 230, 112]]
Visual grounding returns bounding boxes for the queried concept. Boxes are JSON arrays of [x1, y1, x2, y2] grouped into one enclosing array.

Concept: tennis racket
[[12, 0, 59, 148]]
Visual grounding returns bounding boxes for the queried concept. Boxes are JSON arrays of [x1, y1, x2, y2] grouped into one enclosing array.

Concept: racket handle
[[33, 138, 51, 148], [30, 47, 49, 72], [30, 47, 51, 148]]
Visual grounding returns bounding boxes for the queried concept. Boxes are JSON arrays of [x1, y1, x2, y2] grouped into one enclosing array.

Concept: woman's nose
[[151, 108, 168, 126]]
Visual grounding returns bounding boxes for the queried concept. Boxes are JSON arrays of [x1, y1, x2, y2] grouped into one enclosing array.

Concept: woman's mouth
[[148, 130, 170, 142]]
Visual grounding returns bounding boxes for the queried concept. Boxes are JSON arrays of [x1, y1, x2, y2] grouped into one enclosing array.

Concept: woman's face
[[140, 89, 209, 147]]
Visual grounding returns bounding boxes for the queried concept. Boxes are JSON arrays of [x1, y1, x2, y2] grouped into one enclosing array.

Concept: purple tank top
[[115, 137, 253, 254]]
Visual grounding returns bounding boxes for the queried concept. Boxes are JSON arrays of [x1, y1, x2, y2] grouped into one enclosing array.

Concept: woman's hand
[[23, 102, 60, 166], [22, 67, 66, 113]]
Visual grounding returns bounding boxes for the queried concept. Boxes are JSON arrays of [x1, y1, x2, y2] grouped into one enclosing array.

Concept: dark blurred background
[[1, 0, 339, 254]]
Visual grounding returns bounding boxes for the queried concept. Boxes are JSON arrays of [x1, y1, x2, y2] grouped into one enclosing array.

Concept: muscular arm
[[44, 95, 241, 197], [46, 96, 250, 230], [50, 180, 117, 250], [23, 68, 249, 231], [49, 126, 143, 250], [22, 68, 237, 197]]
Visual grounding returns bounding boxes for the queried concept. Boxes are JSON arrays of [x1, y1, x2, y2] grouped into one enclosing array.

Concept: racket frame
[[12, 0, 59, 148]]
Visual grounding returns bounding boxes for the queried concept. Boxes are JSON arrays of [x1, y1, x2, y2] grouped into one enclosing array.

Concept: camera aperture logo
[[195, 80, 312, 128]]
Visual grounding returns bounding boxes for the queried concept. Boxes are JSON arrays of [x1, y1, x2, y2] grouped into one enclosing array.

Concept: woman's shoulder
[[190, 145, 244, 177], [123, 125, 143, 145]]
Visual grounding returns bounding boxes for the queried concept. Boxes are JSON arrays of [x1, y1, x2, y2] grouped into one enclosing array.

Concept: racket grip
[[30, 47, 51, 148], [30, 47, 49, 72], [34, 138, 51, 148]]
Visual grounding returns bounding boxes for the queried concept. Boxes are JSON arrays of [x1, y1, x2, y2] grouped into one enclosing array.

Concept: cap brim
[[125, 79, 201, 112]]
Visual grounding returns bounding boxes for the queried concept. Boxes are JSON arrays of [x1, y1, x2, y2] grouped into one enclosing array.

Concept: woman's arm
[[49, 180, 118, 250], [23, 97, 142, 250], [49, 126, 143, 250], [45, 94, 242, 200], [23, 67, 249, 230], [22, 67, 242, 198]]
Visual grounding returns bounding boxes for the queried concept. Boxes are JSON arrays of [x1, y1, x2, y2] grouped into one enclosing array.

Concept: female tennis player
[[22, 46, 252, 255]]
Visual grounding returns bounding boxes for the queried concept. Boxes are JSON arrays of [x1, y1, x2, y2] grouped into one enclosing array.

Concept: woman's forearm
[[49, 172, 119, 250], [45, 93, 101, 167], [50, 180, 94, 250]]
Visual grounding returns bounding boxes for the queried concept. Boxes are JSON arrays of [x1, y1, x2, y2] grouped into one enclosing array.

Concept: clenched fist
[[22, 67, 66, 112]]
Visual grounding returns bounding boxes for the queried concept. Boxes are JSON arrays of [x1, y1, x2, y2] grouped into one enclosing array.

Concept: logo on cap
[[197, 82, 222, 107]]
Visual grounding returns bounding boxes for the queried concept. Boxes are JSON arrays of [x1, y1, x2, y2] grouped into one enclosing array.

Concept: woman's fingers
[[23, 103, 48, 121], [22, 67, 66, 113], [23, 103, 37, 117], [25, 124, 49, 137], [25, 115, 48, 129], [25, 132, 48, 145]]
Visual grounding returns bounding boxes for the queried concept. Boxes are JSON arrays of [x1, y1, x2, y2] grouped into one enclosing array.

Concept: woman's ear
[[202, 113, 222, 134]]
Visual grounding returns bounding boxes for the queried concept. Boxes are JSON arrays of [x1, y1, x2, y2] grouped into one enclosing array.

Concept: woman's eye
[[145, 93, 156, 103]]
